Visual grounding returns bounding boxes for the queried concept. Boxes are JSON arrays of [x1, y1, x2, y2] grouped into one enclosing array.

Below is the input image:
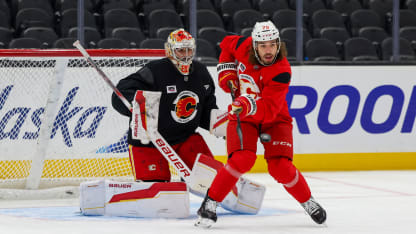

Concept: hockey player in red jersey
[[195, 21, 327, 227]]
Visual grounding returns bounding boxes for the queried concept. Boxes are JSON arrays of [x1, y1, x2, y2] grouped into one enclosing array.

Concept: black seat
[[358, 26, 388, 45], [344, 37, 380, 61], [22, 27, 58, 48], [55, 0, 95, 13], [220, 0, 252, 26], [112, 27, 145, 48], [102, 0, 135, 13], [139, 38, 165, 49], [400, 10, 416, 28], [15, 8, 53, 33], [232, 9, 263, 34], [196, 38, 217, 59], [179, 0, 215, 16], [272, 9, 297, 30], [280, 27, 311, 44], [9, 37, 43, 48], [0, 0, 10, 18], [320, 27, 350, 45], [281, 39, 296, 61], [104, 8, 140, 37], [312, 9, 346, 37], [400, 26, 416, 49], [60, 9, 97, 36], [148, 9, 183, 38], [141, 0, 175, 16], [405, 0, 416, 13], [68, 27, 102, 48], [196, 9, 224, 30], [198, 27, 227, 50], [255, 0, 289, 19], [97, 38, 130, 49], [241, 27, 253, 36], [350, 9, 383, 36], [368, 0, 393, 24], [305, 38, 341, 61], [155, 27, 177, 39], [52, 37, 77, 48], [0, 10, 10, 29], [329, 0, 362, 17], [14, 0, 53, 17], [0, 27, 12, 48], [381, 37, 416, 61], [289, 0, 326, 18]]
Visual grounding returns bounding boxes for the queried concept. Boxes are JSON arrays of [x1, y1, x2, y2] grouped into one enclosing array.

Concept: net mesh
[[0, 50, 180, 189]]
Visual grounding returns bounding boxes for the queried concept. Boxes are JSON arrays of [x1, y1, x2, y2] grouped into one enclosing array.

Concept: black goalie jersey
[[112, 58, 218, 147]]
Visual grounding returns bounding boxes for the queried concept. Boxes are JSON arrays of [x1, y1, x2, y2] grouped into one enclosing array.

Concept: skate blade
[[194, 216, 215, 228]]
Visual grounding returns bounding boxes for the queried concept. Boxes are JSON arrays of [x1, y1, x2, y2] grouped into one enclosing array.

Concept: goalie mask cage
[[0, 49, 184, 190]]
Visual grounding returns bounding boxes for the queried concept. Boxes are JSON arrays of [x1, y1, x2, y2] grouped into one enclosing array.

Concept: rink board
[[1, 65, 416, 174], [207, 65, 416, 171]]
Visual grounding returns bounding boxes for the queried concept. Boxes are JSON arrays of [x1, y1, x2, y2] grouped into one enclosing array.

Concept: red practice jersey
[[219, 35, 292, 125]]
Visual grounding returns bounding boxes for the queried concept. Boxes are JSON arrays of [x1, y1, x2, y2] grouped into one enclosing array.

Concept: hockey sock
[[208, 150, 256, 202], [208, 166, 239, 202], [267, 157, 311, 203]]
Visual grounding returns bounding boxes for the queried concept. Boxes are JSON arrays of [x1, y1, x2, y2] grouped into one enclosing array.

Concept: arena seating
[[0, 0, 414, 61]]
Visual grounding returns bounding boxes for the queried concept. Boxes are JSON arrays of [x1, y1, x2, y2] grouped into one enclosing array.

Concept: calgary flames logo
[[239, 74, 260, 99], [171, 91, 199, 123]]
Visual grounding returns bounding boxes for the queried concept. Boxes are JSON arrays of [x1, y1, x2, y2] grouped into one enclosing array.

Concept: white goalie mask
[[165, 28, 196, 75], [251, 21, 281, 66]]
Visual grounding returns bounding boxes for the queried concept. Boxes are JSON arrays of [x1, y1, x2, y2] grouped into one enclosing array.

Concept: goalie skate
[[301, 196, 327, 224], [195, 193, 218, 228]]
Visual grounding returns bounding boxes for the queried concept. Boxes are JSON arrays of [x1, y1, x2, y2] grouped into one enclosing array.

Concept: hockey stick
[[228, 81, 243, 150], [73, 41, 132, 111], [73, 40, 192, 182]]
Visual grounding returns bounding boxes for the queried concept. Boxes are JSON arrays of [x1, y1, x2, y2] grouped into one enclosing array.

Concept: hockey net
[[0, 49, 180, 191]]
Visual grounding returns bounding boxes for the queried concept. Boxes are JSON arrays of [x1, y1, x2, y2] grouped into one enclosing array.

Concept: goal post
[[0, 49, 168, 190]]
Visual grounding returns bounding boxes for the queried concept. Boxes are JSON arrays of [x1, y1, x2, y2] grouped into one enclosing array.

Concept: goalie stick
[[73, 40, 192, 182]]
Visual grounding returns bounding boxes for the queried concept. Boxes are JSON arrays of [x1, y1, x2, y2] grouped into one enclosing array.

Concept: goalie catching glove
[[229, 94, 257, 120]]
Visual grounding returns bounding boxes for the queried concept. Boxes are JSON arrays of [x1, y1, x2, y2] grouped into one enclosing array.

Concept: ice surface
[[0, 171, 415, 234]]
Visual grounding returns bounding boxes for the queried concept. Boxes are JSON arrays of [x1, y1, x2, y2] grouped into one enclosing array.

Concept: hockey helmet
[[165, 28, 195, 75], [251, 21, 280, 66]]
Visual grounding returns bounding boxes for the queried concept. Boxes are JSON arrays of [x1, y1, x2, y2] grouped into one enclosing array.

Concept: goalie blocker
[[80, 153, 265, 218]]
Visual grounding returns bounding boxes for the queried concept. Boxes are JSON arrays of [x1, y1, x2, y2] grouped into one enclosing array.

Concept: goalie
[[80, 29, 265, 218]]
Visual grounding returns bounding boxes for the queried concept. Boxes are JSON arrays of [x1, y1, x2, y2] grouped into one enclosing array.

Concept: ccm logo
[[272, 141, 292, 147], [155, 138, 191, 177]]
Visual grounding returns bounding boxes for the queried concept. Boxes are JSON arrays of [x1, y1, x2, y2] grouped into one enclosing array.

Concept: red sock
[[283, 170, 311, 203], [268, 157, 311, 203], [208, 167, 239, 202]]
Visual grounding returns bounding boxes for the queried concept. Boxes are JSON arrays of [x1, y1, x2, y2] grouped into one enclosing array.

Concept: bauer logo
[[109, 183, 132, 189], [0, 85, 107, 147]]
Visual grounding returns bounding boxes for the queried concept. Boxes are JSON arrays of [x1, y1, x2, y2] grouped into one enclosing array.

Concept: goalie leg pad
[[80, 180, 189, 218], [221, 176, 266, 214], [189, 153, 266, 214], [188, 153, 223, 197]]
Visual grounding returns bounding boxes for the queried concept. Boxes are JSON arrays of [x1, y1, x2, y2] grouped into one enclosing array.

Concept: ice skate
[[195, 193, 218, 228], [301, 196, 327, 224]]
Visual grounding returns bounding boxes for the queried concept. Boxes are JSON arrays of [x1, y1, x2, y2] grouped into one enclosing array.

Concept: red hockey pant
[[129, 133, 214, 181]]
